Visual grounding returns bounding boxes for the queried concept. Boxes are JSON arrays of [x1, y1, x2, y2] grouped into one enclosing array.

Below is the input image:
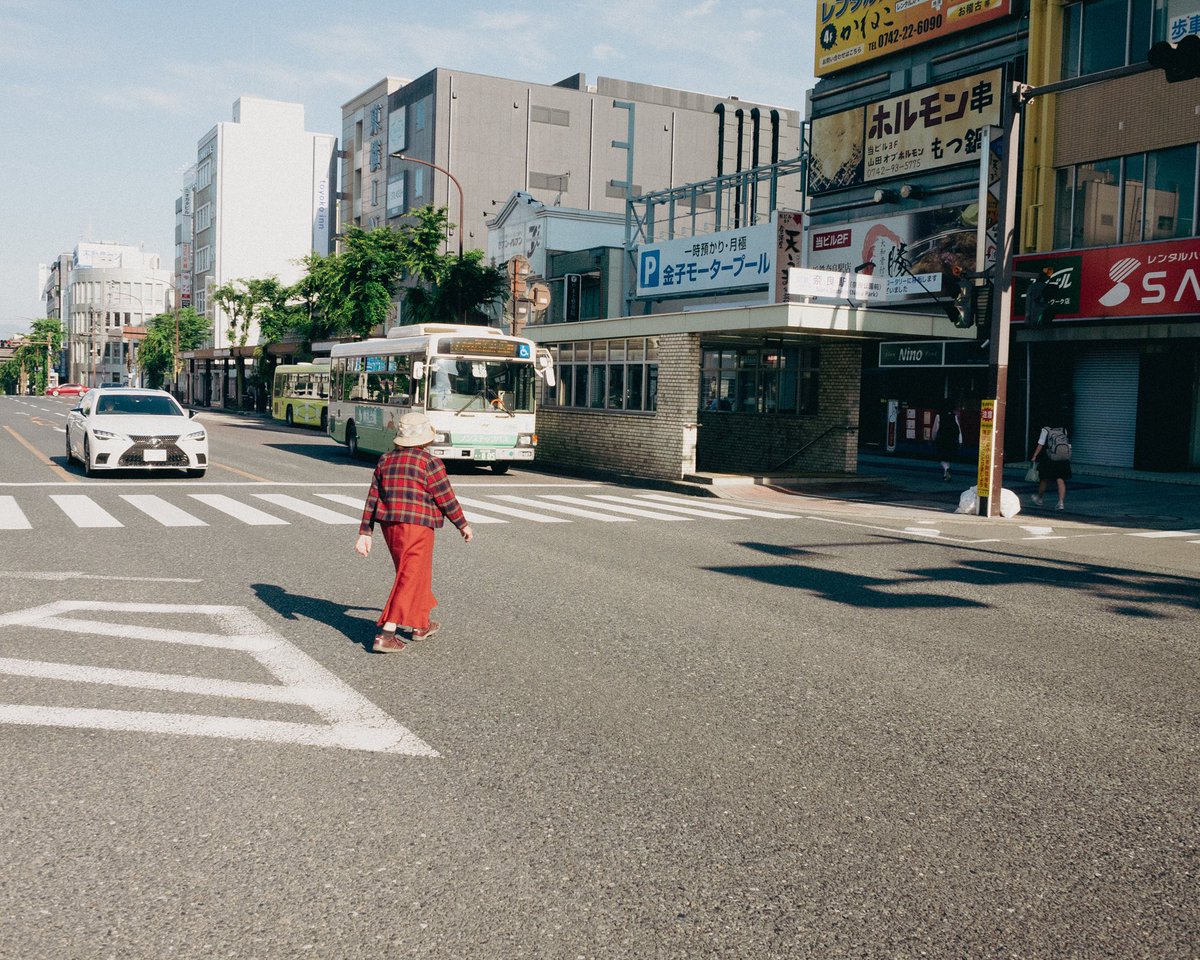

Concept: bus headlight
[[518, 433, 536, 446], [434, 431, 449, 443]]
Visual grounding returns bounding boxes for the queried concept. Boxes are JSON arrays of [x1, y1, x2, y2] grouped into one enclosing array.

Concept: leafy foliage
[[137, 307, 211, 389], [3, 318, 64, 394]]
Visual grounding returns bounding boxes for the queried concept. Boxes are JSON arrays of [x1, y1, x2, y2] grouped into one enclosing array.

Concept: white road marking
[[121, 494, 208, 527], [1020, 526, 1055, 535], [902, 527, 941, 536], [593, 495, 744, 520], [0, 496, 31, 530], [455, 496, 569, 523], [253, 493, 359, 524], [491, 494, 633, 522], [190, 493, 289, 526], [50, 494, 122, 528], [0, 601, 437, 756], [541, 494, 692, 521], [807, 516, 1002, 544], [1127, 530, 1200, 538], [315, 492, 508, 525], [0, 571, 201, 583], [635, 493, 798, 519]]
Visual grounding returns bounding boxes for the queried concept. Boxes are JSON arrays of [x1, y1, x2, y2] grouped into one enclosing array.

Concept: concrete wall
[[534, 337, 862, 481], [535, 333, 701, 480], [696, 342, 862, 475]]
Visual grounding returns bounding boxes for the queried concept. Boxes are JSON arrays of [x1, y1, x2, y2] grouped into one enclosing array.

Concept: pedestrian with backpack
[[1030, 421, 1072, 510]]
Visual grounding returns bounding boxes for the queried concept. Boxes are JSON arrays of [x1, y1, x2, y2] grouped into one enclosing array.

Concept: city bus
[[327, 324, 555, 473], [271, 362, 330, 428]]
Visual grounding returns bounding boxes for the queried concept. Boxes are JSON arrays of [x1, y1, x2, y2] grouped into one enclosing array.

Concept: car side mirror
[[188, 410, 196, 418], [412, 361, 425, 381]]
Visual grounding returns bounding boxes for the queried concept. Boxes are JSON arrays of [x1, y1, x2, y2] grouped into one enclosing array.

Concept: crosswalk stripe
[[189, 494, 290, 526], [252, 493, 359, 525], [541, 494, 692, 521], [635, 494, 798, 519], [456, 496, 569, 523], [490, 494, 633, 522], [1127, 530, 1200, 538], [589, 495, 744, 520], [315, 492, 508, 526], [0, 496, 31, 530], [121, 495, 207, 527], [50, 494, 122, 528]]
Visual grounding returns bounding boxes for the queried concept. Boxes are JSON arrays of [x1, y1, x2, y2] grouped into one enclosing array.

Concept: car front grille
[[118, 435, 189, 467]]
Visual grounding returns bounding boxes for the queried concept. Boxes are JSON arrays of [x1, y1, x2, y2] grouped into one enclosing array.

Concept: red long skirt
[[378, 523, 436, 630]]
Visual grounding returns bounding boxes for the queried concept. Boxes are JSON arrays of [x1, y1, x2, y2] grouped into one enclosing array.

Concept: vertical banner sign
[[774, 211, 804, 302], [976, 399, 996, 505]]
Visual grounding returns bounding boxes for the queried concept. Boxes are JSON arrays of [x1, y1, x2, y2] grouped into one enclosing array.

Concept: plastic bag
[[954, 486, 1021, 518], [1024, 464, 1040, 483]]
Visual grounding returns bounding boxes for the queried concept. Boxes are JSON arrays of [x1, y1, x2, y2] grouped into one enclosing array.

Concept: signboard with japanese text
[[774, 211, 804, 302], [788, 267, 941, 301], [636, 224, 775, 298], [816, 0, 1013, 77], [807, 200, 993, 303], [809, 69, 1003, 194], [976, 399, 996, 499], [1014, 238, 1200, 322]]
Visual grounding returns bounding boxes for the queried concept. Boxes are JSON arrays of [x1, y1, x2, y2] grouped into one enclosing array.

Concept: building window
[[701, 343, 820, 415], [542, 339, 659, 412], [1054, 145, 1199, 248], [1060, 0, 1154, 79], [194, 203, 212, 233], [531, 105, 570, 126]]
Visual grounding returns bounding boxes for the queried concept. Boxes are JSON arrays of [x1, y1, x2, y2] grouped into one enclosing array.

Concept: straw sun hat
[[393, 411, 436, 447]]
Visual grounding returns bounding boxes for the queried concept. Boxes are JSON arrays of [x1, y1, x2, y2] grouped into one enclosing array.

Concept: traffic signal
[[941, 266, 975, 329], [1149, 34, 1200, 82], [1024, 269, 1058, 328]]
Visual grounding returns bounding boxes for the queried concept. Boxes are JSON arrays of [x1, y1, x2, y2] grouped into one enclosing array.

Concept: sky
[[0, 0, 817, 339]]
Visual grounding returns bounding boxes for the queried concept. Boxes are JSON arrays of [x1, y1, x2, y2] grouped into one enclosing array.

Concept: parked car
[[65, 387, 208, 478], [46, 382, 89, 397]]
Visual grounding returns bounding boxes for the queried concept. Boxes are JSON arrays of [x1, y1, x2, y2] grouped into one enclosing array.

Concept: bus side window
[[318, 374, 329, 400]]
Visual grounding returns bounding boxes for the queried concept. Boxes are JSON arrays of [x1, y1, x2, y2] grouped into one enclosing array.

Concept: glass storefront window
[[1146, 145, 1197, 241]]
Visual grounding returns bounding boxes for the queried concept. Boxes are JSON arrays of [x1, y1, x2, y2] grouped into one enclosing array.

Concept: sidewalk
[[689, 452, 1200, 533]]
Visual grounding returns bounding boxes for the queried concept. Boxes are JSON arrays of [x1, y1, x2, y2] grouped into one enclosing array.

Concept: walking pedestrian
[[1030, 420, 1072, 510], [355, 412, 473, 653], [932, 403, 962, 481]]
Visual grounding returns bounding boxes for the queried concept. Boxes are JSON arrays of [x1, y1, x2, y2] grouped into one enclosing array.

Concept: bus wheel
[[285, 405, 294, 426], [346, 422, 359, 458], [320, 408, 328, 430], [491, 463, 510, 475]]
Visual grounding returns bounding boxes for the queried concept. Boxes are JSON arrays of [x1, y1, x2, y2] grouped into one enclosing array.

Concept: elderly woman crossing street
[[355, 412, 473, 653]]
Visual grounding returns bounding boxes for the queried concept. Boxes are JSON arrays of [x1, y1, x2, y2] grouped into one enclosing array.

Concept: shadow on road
[[250, 582, 376, 652], [709, 541, 1200, 618]]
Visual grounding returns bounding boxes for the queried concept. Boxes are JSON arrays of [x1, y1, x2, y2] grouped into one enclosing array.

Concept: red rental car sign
[[1015, 237, 1200, 321]]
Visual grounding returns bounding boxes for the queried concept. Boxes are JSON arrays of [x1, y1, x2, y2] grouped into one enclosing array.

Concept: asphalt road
[[1, 395, 1196, 959]]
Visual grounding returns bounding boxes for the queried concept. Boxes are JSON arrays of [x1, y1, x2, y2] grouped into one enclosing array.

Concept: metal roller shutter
[[1071, 351, 1139, 467]]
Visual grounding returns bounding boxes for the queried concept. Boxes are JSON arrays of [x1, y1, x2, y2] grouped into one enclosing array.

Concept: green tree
[[403, 248, 509, 326], [9, 318, 64, 394], [322, 226, 407, 338], [137, 307, 210, 389]]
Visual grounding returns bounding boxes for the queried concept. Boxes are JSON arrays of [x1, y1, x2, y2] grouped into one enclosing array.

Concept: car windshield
[[425, 357, 535, 413], [94, 394, 182, 417]]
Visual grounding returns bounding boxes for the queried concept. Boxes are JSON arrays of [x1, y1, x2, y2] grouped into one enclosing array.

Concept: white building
[[64, 242, 172, 387], [187, 97, 336, 406]]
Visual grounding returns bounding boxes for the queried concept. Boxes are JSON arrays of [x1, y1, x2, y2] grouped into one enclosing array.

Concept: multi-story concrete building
[[39, 252, 73, 378], [807, 0, 1200, 474], [62, 242, 172, 387], [340, 69, 803, 260], [185, 97, 336, 406]]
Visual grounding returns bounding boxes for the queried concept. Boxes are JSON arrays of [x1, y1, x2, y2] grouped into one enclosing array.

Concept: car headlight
[[183, 430, 207, 442], [91, 429, 125, 441]]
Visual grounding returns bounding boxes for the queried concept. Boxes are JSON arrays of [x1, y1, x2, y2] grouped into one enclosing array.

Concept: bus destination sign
[[440, 337, 530, 359]]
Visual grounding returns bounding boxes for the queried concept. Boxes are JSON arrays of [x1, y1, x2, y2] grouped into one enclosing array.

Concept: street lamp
[[389, 152, 465, 258]]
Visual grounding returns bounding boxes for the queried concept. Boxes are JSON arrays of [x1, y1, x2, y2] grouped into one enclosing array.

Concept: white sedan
[[65, 388, 209, 478]]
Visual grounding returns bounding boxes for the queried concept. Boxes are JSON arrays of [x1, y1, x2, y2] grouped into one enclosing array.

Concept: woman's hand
[[355, 534, 372, 557], [460, 524, 474, 543]]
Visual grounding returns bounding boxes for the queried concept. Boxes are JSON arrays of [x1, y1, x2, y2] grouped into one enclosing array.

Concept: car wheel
[[491, 463, 511, 475], [83, 438, 97, 477], [285, 405, 294, 426], [346, 422, 359, 458], [65, 430, 74, 464]]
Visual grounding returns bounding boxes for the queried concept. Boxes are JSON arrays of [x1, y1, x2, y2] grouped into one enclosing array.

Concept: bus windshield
[[426, 357, 535, 414]]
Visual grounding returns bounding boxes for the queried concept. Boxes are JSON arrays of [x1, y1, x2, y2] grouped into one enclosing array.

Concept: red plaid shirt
[[359, 447, 468, 535]]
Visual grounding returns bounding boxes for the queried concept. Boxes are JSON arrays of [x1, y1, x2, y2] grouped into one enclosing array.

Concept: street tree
[[137, 307, 210, 390], [6, 318, 64, 394]]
